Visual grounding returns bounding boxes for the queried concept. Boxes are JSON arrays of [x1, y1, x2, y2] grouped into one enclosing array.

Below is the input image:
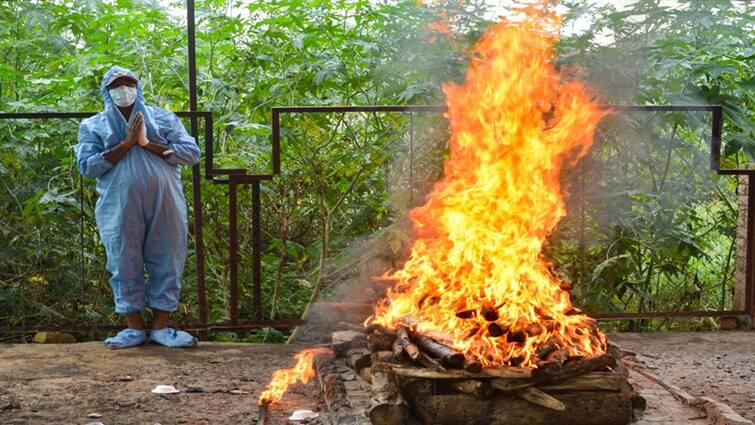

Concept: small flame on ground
[[368, 2, 609, 369], [258, 347, 332, 406]]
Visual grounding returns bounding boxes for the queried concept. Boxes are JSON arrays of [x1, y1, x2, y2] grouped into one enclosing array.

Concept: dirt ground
[[0, 342, 326, 425], [611, 331, 755, 422], [1, 331, 753, 425]]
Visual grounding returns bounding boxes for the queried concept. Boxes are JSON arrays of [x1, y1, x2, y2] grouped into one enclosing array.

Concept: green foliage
[[0, 0, 752, 337], [0, 0, 486, 334], [551, 0, 753, 330]]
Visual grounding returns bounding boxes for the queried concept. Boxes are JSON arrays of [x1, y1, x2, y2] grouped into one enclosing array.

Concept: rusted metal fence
[[1, 0, 751, 335], [270, 104, 753, 322]]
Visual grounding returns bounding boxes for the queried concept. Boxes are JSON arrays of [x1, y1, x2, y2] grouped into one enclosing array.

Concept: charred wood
[[393, 326, 421, 361], [368, 323, 397, 338], [525, 323, 545, 336], [408, 329, 464, 368], [481, 304, 500, 321], [506, 331, 526, 344], [538, 354, 615, 381], [256, 400, 269, 425], [535, 340, 558, 360], [418, 352, 447, 372], [455, 309, 476, 319], [487, 322, 507, 337], [465, 326, 480, 338], [481, 366, 533, 379], [463, 358, 483, 374], [367, 332, 395, 352]]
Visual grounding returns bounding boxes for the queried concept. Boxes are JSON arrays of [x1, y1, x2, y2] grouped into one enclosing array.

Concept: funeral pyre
[[259, 2, 643, 424], [352, 2, 636, 424]]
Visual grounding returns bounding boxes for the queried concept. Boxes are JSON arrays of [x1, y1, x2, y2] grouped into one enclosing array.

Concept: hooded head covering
[[101, 66, 158, 142]]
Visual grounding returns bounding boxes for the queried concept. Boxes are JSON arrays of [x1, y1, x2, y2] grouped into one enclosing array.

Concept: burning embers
[[367, 3, 608, 369]]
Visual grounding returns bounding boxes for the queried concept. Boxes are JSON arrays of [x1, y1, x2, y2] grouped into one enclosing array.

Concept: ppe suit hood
[[101, 66, 158, 141]]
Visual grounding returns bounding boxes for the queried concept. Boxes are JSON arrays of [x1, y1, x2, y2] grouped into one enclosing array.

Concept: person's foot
[[104, 328, 146, 349], [150, 327, 197, 348]]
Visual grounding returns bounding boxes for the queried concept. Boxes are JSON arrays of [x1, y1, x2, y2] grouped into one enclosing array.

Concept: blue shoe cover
[[104, 328, 146, 349], [150, 327, 197, 348]]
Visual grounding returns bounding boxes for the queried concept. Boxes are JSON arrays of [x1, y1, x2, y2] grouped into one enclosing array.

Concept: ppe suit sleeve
[[162, 112, 200, 166], [76, 120, 114, 178]]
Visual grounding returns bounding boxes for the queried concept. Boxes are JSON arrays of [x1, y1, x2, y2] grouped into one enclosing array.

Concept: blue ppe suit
[[75, 66, 200, 315]]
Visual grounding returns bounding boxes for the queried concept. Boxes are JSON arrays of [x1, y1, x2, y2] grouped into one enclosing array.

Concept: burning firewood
[[369, 362, 410, 425], [524, 323, 545, 336], [418, 352, 447, 372], [535, 339, 558, 360], [481, 366, 532, 379], [367, 332, 395, 352], [368, 323, 397, 338], [408, 329, 464, 368], [544, 348, 569, 365], [487, 322, 507, 337], [257, 347, 333, 424], [258, 347, 332, 405], [455, 309, 476, 319], [392, 325, 420, 361], [255, 400, 269, 425], [480, 304, 499, 321], [505, 330, 526, 344], [463, 358, 483, 373], [491, 353, 616, 392], [538, 353, 615, 381]]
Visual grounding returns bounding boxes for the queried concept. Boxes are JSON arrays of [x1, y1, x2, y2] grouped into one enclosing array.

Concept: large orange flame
[[369, 4, 608, 369], [258, 348, 331, 405]]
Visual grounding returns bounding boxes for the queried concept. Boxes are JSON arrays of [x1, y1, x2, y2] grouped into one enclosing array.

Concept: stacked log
[[332, 324, 637, 425]]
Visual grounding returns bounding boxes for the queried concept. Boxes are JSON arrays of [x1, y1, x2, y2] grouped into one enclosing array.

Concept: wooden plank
[[491, 377, 539, 392], [536, 372, 625, 392], [389, 364, 529, 380], [492, 354, 615, 392], [482, 366, 532, 379], [513, 387, 565, 411]]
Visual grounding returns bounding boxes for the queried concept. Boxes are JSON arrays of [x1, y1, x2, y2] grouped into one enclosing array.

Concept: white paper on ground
[[288, 410, 319, 421], [151, 385, 180, 394]]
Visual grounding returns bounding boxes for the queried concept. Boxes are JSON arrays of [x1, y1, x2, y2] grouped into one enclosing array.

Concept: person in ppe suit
[[76, 66, 200, 349]]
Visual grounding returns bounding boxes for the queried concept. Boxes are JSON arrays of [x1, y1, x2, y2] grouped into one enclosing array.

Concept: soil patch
[[611, 331, 755, 422], [0, 341, 325, 425]]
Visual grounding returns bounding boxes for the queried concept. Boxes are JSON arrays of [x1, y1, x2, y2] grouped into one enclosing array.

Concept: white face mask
[[109, 85, 137, 107]]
